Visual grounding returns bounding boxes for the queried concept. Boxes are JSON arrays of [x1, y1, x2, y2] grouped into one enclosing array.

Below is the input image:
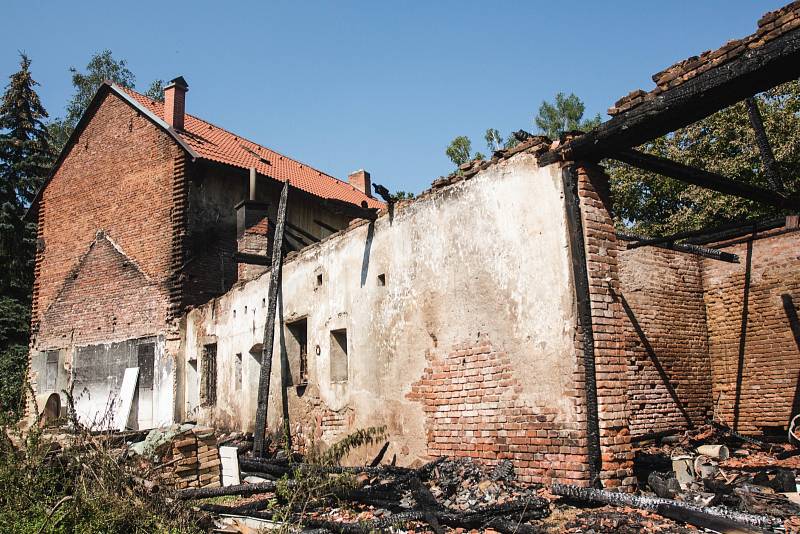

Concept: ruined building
[[26, 1, 800, 490]]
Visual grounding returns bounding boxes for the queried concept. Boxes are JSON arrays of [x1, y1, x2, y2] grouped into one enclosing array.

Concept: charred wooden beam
[[684, 216, 786, 245], [551, 484, 781, 532], [562, 165, 602, 486], [253, 180, 289, 458], [234, 252, 270, 266], [322, 198, 378, 221], [176, 480, 281, 500], [617, 231, 739, 263], [284, 228, 309, 248], [610, 148, 795, 210], [539, 27, 800, 164], [286, 222, 321, 243], [314, 218, 338, 234], [745, 97, 785, 194], [616, 215, 783, 249]]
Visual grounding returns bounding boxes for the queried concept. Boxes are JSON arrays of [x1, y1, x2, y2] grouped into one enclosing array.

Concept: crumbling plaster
[[183, 154, 580, 465]]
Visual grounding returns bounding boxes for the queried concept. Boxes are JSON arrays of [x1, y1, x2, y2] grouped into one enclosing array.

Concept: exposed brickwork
[[236, 200, 270, 281], [703, 230, 800, 434], [32, 92, 184, 349], [36, 234, 166, 346], [619, 248, 712, 435], [168, 153, 189, 318], [159, 427, 221, 490], [407, 338, 589, 485], [575, 164, 635, 489]]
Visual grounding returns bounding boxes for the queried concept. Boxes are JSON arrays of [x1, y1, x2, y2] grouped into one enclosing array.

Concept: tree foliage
[[65, 50, 135, 127], [609, 80, 800, 235], [484, 128, 503, 152], [0, 54, 53, 420], [144, 79, 166, 102], [534, 92, 601, 139], [445, 135, 472, 166], [48, 50, 137, 153]]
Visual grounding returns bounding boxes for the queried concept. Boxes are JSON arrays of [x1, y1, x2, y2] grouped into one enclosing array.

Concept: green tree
[[144, 79, 166, 102], [0, 54, 53, 420], [391, 191, 415, 201], [609, 80, 800, 235], [445, 135, 473, 167], [484, 128, 503, 152], [535, 92, 601, 139], [48, 50, 136, 152]]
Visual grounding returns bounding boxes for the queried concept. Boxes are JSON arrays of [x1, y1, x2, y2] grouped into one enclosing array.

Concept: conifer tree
[[0, 53, 52, 420]]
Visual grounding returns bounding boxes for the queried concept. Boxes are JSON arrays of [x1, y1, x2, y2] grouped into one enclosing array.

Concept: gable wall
[[32, 92, 183, 349]]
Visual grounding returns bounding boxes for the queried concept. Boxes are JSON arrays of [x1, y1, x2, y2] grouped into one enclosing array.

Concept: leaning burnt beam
[[745, 97, 785, 194], [617, 232, 739, 263], [538, 27, 800, 164], [253, 180, 290, 458], [610, 148, 796, 210], [322, 198, 378, 221]]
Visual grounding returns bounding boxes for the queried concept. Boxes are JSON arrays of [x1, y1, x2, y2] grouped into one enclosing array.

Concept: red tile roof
[[121, 86, 384, 210]]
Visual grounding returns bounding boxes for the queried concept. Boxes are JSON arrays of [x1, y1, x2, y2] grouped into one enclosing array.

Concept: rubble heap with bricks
[[159, 427, 222, 490]]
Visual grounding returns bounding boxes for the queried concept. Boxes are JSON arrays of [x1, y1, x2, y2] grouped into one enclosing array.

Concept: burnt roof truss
[[608, 148, 798, 210]]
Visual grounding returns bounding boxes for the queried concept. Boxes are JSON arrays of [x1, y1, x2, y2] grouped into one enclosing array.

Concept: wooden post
[[253, 180, 289, 458]]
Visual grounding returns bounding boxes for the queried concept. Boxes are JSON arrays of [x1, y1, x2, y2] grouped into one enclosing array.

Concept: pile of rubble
[[105, 423, 799, 532]]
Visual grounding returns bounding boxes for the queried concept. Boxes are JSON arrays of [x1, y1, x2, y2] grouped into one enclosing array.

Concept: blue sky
[[1, 1, 786, 194]]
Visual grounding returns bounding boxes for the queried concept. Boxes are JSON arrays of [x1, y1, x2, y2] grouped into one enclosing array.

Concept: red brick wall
[[619, 248, 712, 435], [407, 337, 589, 485], [575, 165, 634, 489], [36, 234, 166, 346], [703, 230, 800, 434], [32, 92, 183, 348]]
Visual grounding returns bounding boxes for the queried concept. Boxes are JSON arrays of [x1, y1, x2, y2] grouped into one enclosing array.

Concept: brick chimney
[[348, 169, 372, 198], [235, 198, 270, 281], [164, 76, 188, 131], [235, 168, 270, 280]]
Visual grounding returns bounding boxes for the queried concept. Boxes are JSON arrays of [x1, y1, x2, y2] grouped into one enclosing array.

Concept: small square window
[[330, 329, 348, 383], [377, 273, 386, 286], [287, 319, 309, 386]]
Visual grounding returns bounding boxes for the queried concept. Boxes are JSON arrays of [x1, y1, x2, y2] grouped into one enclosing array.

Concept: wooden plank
[[610, 148, 795, 209], [219, 446, 241, 487], [114, 367, 139, 431], [253, 180, 289, 458], [539, 27, 800, 164]]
